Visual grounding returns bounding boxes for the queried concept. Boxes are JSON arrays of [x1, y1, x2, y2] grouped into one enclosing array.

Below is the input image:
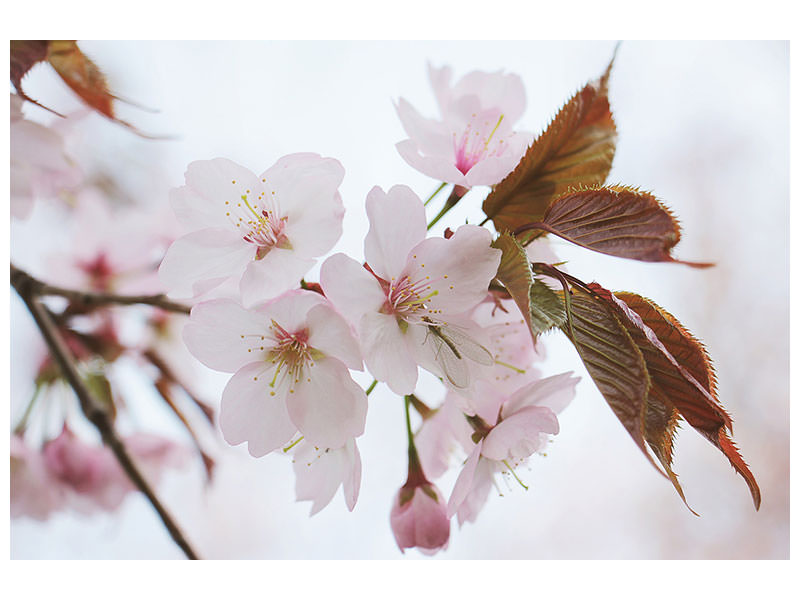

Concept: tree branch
[[11, 266, 201, 560], [10, 264, 191, 314]]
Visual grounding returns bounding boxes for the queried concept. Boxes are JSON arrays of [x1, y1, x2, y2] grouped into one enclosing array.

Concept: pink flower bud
[[390, 482, 450, 555]]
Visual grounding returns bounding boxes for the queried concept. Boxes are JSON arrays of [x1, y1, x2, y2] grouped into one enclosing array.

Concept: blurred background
[[9, 40, 789, 559]]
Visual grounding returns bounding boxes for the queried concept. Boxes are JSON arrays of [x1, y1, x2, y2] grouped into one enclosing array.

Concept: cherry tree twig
[[10, 264, 191, 314], [11, 264, 200, 560]]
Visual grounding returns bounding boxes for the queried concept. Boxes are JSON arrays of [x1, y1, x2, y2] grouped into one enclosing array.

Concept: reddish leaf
[[10, 40, 61, 114], [46, 41, 116, 119], [558, 286, 661, 472], [483, 52, 617, 235], [612, 291, 761, 510], [517, 186, 712, 267]]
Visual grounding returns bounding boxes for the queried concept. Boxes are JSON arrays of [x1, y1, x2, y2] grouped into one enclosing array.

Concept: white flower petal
[[183, 298, 272, 372], [239, 248, 315, 307], [320, 253, 386, 326], [364, 185, 427, 281], [306, 304, 362, 370], [287, 358, 367, 449], [158, 228, 252, 298], [481, 406, 559, 462], [219, 362, 297, 457], [360, 311, 419, 395]]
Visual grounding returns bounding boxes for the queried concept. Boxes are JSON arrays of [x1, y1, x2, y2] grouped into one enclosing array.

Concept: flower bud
[[390, 482, 450, 554]]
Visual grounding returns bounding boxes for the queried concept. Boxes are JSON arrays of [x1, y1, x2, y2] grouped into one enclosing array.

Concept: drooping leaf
[[558, 285, 661, 471], [483, 51, 617, 235], [492, 234, 565, 339], [611, 291, 761, 509], [518, 185, 712, 267]]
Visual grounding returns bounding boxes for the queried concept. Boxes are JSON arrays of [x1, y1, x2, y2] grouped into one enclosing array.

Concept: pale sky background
[[9, 41, 789, 560]]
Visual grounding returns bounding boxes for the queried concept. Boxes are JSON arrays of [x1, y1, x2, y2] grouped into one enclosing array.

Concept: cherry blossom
[[10, 94, 82, 220], [390, 481, 450, 555], [159, 154, 345, 306], [321, 185, 501, 395], [183, 290, 367, 455], [11, 434, 61, 520], [447, 372, 579, 525], [395, 65, 533, 188], [26, 427, 189, 517], [292, 438, 362, 515]]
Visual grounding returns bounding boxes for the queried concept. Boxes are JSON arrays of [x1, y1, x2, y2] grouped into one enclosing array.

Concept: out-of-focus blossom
[[292, 438, 362, 515], [159, 154, 345, 307], [321, 185, 501, 395], [10, 94, 82, 220], [13, 427, 190, 518], [11, 434, 61, 520], [448, 372, 579, 525], [183, 290, 367, 455], [390, 481, 450, 555], [414, 397, 472, 480], [395, 65, 532, 188], [46, 191, 174, 295]]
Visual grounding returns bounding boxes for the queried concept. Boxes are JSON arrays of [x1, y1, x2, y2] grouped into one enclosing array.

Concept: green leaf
[[492, 233, 565, 339], [483, 52, 617, 236], [517, 185, 712, 267]]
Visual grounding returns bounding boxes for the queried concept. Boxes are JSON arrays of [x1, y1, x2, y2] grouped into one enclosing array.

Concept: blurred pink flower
[[159, 154, 345, 306], [183, 290, 367, 454], [292, 438, 362, 515], [321, 185, 501, 395], [448, 372, 578, 525], [395, 65, 533, 188], [10, 434, 61, 520], [10, 94, 82, 220], [35, 427, 189, 516], [390, 482, 450, 555]]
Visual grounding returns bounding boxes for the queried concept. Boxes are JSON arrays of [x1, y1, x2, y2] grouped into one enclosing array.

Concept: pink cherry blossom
[[447, 372, 579, 525], [321, 185, 501, 395], [292, 438, 362, 515], [414, 396, 473, 480], [183, 290, 367, 455], [390, 482, 450, 555], [159, 154, 345, 306], [37, 427, 189, 516], [10, 94, 82, 220], [45, 190, 175, 295], [11, 434, 61, 520], [395, 65, 533, 188]]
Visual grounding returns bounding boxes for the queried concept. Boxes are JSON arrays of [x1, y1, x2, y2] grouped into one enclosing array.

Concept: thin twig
[[11, 264, 191, 314], [11, 268, 200, 560]]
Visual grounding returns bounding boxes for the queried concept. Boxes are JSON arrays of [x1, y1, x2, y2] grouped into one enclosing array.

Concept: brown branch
[[11, 267, 200, 560], [11, 264, 191, 314]]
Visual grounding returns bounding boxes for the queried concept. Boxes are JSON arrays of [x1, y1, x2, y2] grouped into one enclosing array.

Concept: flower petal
[[447, 441, 482, 518], [320, 253, 386, 326], [239, 248, 315, 307], [306, 304, 362, 370], [396, 140, 468, 186], [406, 225, 501, 316], [364, 185, 427, 281], [359, 311, 419, 395], [158, 228, 252, 298], [286, 357, 367, 449], [481, 406, 559, 462], [502, 371, 579, 416], [219, 362, 297, 457], [183, 298, 272, 372]]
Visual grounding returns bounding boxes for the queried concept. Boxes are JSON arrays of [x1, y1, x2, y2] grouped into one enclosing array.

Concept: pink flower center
[[225, 186, 290, 259], [266, 321, 314, 393], [383, 274, 440, 321], [453, 113, 506, 175]]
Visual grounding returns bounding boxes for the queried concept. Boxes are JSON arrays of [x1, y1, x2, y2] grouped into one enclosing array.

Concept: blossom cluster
[[154, 66, 578, 554], [11, 63, 578, 556]]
